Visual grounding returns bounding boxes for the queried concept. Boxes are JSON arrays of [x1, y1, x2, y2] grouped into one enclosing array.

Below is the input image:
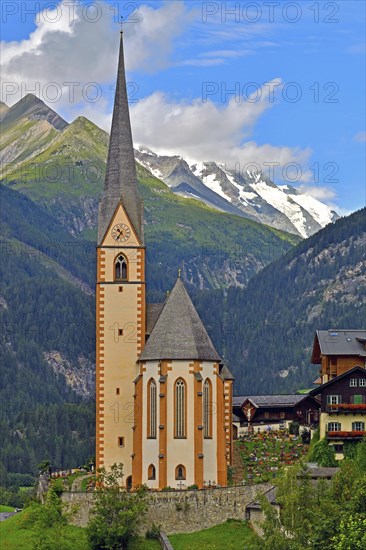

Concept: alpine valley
[[0, 94, 365, 478]]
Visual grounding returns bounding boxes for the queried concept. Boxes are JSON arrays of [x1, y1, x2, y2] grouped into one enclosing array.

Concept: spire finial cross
[[178, 268, 181, 278], [120, 16, 124, 34]]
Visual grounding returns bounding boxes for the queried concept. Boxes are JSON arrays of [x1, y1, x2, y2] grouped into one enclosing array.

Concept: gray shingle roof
[[220, 364, 235, 381], [247, 486, 277, 509], [233, 394, 307, 408], [139, 278, 221, 362], [98, 32, 143, 244], [315, 330, 366, 357], [146, 303, 164, 335], [303, 467, 340, 479]]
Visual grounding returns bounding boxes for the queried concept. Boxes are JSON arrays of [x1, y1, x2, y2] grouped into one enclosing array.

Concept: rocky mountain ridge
[[1, 94, 338, 239], [135, 146, 339, 238]]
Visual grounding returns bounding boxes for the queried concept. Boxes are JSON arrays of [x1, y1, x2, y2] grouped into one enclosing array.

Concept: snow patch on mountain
[[135, 145, 339, 238]]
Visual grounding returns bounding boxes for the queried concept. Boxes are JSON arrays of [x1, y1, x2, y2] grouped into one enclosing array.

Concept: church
[[96, 30, 234, 490]]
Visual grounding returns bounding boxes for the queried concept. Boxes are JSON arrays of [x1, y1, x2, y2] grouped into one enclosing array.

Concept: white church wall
[[142, 361, 160, 489]]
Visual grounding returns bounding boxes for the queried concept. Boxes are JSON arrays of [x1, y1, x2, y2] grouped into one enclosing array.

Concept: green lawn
[[130, 538, 160, 549], [0, 508, 160, 550], [0, 504, 15, 512], [0, 510, 89, 549], [169, 519, 259, 549]]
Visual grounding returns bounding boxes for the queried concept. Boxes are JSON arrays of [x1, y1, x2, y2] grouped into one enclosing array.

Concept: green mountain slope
[[216, 208, 366, 394], [0, 96, 300, 478], [0, 95, 299, 289], [0, 184, 96, 476]]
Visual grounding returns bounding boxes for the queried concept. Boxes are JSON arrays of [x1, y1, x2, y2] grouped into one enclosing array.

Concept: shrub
[[289, 421, 300, 435], [309, 438, 338, 467], [146, 523, 161, 540], [87, 463, 147, 550]]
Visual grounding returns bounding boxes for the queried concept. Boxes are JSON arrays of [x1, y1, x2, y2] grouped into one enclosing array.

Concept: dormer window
[[115, 254, 128, 281]]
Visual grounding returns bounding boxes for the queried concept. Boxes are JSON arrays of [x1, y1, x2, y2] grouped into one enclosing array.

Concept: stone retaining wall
[[62, 483, 270, 535]]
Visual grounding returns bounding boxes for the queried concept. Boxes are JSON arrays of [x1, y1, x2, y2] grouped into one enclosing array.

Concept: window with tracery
[[115, 254, 128, 281]]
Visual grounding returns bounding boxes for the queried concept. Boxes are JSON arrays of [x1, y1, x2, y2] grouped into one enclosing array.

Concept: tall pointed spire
[[98, 30, 143, 244]]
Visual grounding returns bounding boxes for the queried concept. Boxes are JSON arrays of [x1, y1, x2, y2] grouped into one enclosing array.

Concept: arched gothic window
[[148, 464, 156, 480], [203, 378, 212, 438], [175, 464, 186, 480], [175, 379, 186, 438], [115, 254, 128, 281], [147, 379, 157, 439]]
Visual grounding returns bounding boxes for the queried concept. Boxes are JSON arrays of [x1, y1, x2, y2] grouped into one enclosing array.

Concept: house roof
[[139, 278, 222, 362], [302, 467, 340, 479], [220, 364, 235, 381], [246, 486, 277, 509], [98, 32, 143, 244], [233, 394, 309, 408], [146, 303, 164, 335], [309, 366, 366, 396], [311, 330, 366, 363]]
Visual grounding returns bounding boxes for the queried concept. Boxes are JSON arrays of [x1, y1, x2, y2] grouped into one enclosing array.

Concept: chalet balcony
[[326, 404, 366, 414], [327, 430, 366, 440]]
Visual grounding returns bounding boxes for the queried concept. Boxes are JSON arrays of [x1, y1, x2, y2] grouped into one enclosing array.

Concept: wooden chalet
[[309, 366, 366, 458], [312, 329, 366, 384], [232, 394, 319, 438]]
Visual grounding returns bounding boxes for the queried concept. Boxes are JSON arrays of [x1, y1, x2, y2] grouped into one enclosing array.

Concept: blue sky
[[1, 0, 365, 213]]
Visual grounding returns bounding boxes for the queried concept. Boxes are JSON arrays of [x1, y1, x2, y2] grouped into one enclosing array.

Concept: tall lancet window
[[175, 378, 186, 438], [115, 254, 128, 281], [203, 379, 212, 438], [147, 379, 157, 438]]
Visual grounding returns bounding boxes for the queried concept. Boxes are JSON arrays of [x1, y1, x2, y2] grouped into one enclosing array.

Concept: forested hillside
[[218, 208, 366, 394], [1, 95, 364, 480]]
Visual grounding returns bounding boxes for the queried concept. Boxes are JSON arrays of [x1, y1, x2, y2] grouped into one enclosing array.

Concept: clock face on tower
[[111, 223, 131, 243]]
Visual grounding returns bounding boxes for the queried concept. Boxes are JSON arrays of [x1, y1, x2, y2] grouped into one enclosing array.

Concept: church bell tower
[[96, 29, 145, 484]]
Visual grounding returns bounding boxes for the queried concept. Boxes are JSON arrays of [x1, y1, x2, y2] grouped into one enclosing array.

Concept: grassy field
[[0, 510, 89, 549], [169, 519, 259, 549], [0, 504, 15, 512], [0, 508, 160, 550]]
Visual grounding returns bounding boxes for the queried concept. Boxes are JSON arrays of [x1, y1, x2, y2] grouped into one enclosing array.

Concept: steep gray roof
[[220, 364, 235, 381], [146, 303, 164, 335], [233, 394, 308, 408], [247, 486, 277, 509], [139, 278, 221, 362], [98, 32, 143, 244], [315, 330, 366, 357]]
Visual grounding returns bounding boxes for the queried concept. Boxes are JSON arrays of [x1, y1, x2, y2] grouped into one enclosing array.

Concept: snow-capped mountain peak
[[135, 146, 339, 238]]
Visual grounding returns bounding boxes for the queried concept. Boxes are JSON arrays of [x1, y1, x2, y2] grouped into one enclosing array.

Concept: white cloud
[[201, 49, 252, 58], [180, 58, 225, 67], [128, 84, 312, 181], [0, 0, 193, 108], [298, 185, 336, 201], [0, 0, 323, 192], [354, 131, 366, 142]]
